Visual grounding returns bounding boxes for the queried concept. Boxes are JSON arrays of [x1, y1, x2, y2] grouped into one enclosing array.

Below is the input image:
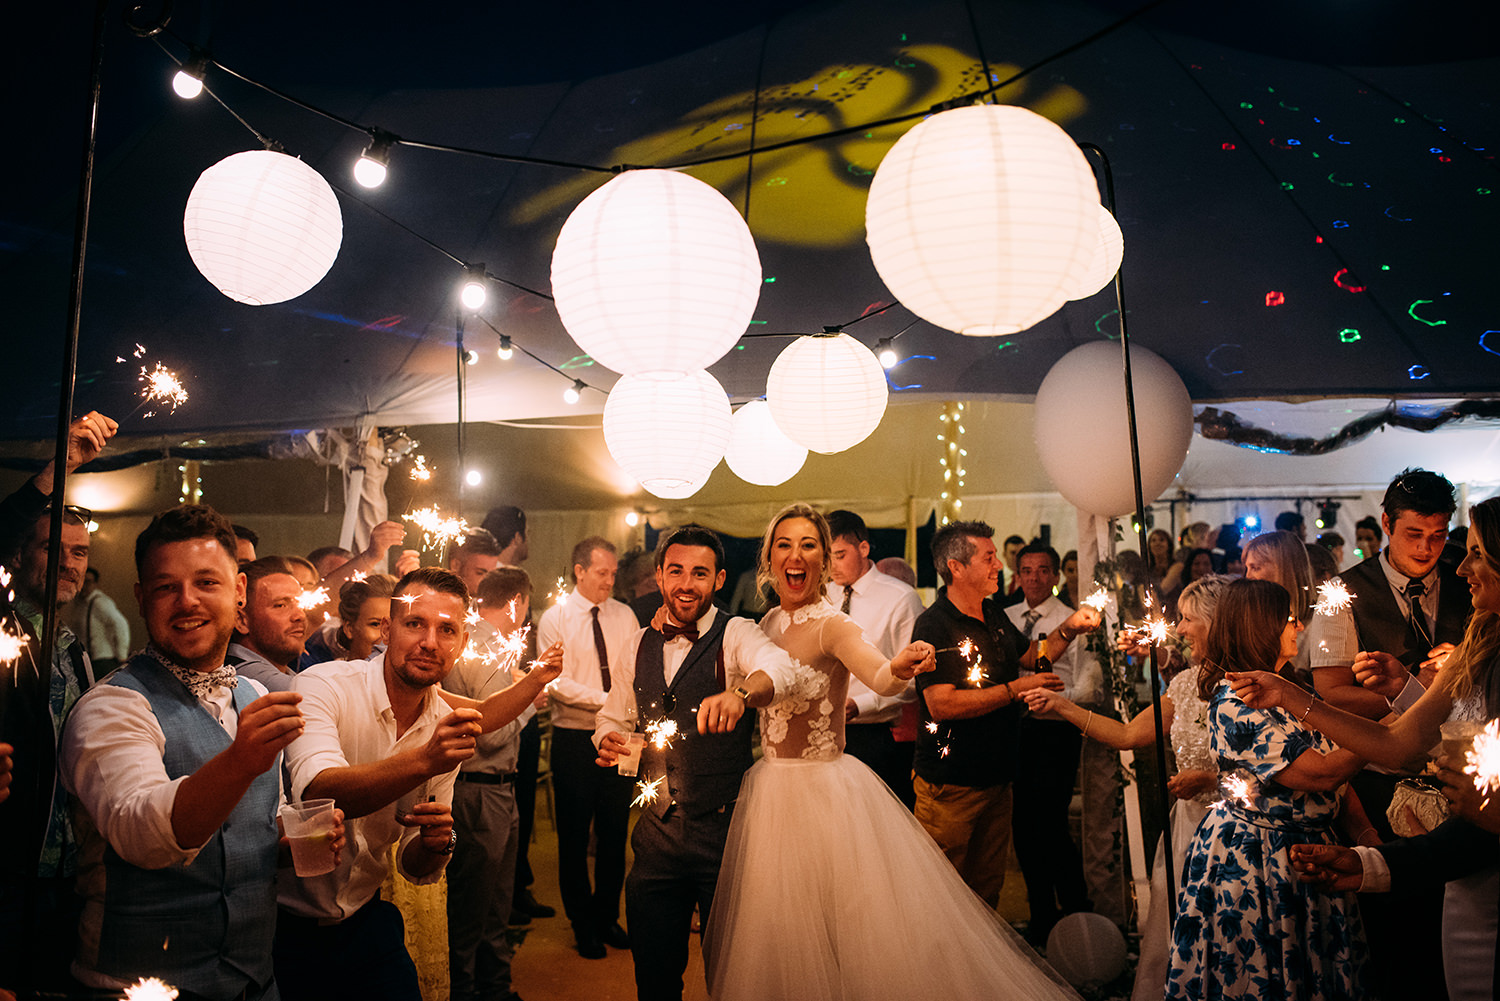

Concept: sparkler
[[121, 360, 190, 419], [124, 977, 179, 1001], [632, 775, 665, 808], [1, 619, 31, 672], [935, 637, 978, 658], [925, 721, 939, 734], [1313, 580, 1355, 617], [348, 570, 368, 583], [296, 587, 330, 611], [1144, 615, 1170, 646], [409, 455, 433, 482], [645, 718, 680, 751], [1082, 588, 1110, 611], [548, 576, 569, 607], [403, 506, 471, 553], [965, 656, 987, 686], [1464, 719, 1500, 801], [1215, 772, 1254, 809]]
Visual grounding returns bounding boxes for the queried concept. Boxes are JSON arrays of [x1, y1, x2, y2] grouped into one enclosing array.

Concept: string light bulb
[[172, 51, 208, 99], [496, 335, 513, 361], [460, 264, 487, 311], [354, 130, 396, 189], [463, 349, 479, 366], [876, 338, 898, 369], [564, 380, 585, 405], [465, 469, 483, 487], [625, 511, 640, 527]]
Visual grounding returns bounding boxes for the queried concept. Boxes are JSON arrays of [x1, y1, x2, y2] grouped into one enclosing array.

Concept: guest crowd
[[0, 410, 1495, 1001]]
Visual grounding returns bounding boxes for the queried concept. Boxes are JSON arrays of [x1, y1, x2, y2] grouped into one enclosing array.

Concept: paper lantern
[[552, 169, 761, 376], [1065, 205, 1125, 301], [1045, 913, 1128, 988], [604, 371, 731, 498], [183, 150, 342, 305], [865, 104, 1099, 335], [725, 400, 807, 486], [1033, 342, 1193, 518], [765, 334, 887, 454]]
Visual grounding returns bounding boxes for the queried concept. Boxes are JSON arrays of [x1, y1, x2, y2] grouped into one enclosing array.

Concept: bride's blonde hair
[[756, 503, 833, 599], [1440, 497, 1500, 706]]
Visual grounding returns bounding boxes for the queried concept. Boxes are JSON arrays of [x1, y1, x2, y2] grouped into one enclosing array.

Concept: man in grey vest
[[595, 526, 796, 1001], [60, 504, 316, 1001]]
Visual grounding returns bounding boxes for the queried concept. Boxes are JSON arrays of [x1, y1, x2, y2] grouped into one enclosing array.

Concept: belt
[[456, 771, 517, 785]]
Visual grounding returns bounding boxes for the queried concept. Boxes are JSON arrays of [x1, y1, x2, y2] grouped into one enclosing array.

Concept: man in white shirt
[[66, 567, 131, 675], [824, 509, 925, 806], [1004, 543, 1095, 945], [276, 567, 559, 1001], [595, 526, 797, 1001], [536, 536, 639, 958], [60, 504, 312, 1001]]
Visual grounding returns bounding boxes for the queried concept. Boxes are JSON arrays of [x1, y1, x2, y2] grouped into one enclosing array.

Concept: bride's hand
[[890, 641, 936, 680]]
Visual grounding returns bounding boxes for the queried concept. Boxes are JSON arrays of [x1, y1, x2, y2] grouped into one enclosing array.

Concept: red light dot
[[1315, 235, 1324, 243], [1439, 155, 1452, 162], [1222, 142, 1237, 150], [1265, 291, 1286, 307]]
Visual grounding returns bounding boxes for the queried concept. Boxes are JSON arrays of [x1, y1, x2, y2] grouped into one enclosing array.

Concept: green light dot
[[1312, 152, 1320, 158], [748, 320, 768, 325], [1240, 102, 1254, 110], [1280, 182, 1295, 191], [1381, 265, 1391, 271], [1339, 328, 1361, 343], [734, 345, 746, 351], [1480, 188, 1493, 195], [1394, 117, 1406, 124], [764, 277, 776, 283]]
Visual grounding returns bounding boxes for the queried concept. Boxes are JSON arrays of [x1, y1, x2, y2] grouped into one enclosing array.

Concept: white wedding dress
[[703, 600, 1081, 1001]]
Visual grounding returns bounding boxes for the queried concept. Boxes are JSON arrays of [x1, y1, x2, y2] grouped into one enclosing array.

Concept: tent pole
[[1078, 140, 1177, 923], [456, 312, 467, 516]]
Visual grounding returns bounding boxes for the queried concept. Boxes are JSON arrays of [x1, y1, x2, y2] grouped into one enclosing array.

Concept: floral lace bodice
[[759, 601, 899, 761], [1167, 668, 1219, 808]]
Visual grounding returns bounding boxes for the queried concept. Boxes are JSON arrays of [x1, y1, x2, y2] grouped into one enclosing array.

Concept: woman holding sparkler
[[703, 504, 1082, 1001], [1165, 578, 1368, 1000], [1229, 495, 1500, 1001], [1025, 574, 1230, 1001]]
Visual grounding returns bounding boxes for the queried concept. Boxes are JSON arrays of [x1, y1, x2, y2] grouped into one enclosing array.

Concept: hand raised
[[526, 642, 564, 687], [395, 550, 422, 576], [890, 641, 935, 680], [423, 708, 482, 774], [366, 521, 406, 557], [232, 691, 304, 776], [1065, 606, 1102, 635], [65, 411, 118, 473], [398, 799, 455, 855], [1352, 650, 1408, 699], [1225, 670, 1292, 710]]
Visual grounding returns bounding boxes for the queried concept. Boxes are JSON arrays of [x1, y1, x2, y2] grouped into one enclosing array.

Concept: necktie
[[660, 621, 699, 643], [840, 587, 853, 614], [1021, 609, 1042, 639], [590, 605, 611, 693], [1405, 578, 1433, 653]]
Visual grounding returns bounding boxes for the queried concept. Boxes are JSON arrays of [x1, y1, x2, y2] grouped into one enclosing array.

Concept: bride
[[703, 504, 1081, 1001]]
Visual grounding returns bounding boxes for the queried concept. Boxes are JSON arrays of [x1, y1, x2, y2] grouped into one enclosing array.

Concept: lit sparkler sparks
[[966, 656, 986, 686], [1464, 719, 1500, 800], [925, 721, 939, 734], [409, 455, 433, 482], [0, 619, 31, 670], [137, 362, 189, 416], [549, 576, 569, 606], [632, 775, 665, 808], [1216, 772, 1254, 809], [936, 637, 979, 659], [645, 718, 680, 751], [1144, 616, 1170, 646], [349, 570, 368, 583], [1082, 588, 1110, 611], [1314, 580, 1355, 617], [124, 977, 179, 1001], [403, 506, 471, 552], [296, 587, 330, 611]]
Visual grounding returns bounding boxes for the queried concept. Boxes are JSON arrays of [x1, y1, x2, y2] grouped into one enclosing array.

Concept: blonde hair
[[756, 503, 832, 600], [1243, 530, 1313, 624], [1441, 499, 1500, 706]]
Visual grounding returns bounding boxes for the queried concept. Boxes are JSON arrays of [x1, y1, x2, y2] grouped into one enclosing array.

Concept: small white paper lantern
[[766, 334, 888, 455], [865, 104, 1099, 335], [183, 150, 343, 305], [552, 169, 761, 377], [1033, 341, 1193, 518], [1065, 204, 1125, 301], [725, 400, 807, 486], [604, 371, 731, 498]]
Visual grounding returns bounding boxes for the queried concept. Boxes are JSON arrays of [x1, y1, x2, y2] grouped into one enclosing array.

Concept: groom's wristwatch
[[731, 685, 751, 703]]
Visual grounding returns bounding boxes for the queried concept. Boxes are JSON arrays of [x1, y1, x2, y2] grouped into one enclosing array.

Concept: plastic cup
[[1440, 720, 1485, 762], [617, 732, 646, 777], [280, 798, 337, 876]]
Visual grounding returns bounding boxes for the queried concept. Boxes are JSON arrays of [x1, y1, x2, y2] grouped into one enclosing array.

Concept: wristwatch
[[731, 685, 751, 703], [437, 830, 457, 855]]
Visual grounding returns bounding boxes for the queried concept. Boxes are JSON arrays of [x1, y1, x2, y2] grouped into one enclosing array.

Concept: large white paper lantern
[[1033, 341, 1193, 518], [865, 104, 1099, 335], [604, 371, 731, 498], [552, 169, 761, 377], [1065, 205, 1125, 301], [183, 150, 342, 305], [766, 334, 888, 454], [725, 400, 807, 486]]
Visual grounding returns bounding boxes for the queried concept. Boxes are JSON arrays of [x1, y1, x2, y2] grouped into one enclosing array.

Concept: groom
[[595, 526, 796, 1001]]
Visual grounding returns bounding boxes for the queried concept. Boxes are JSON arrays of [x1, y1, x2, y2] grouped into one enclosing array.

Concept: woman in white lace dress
[[1024, 574, 1231, 1001], [703, 504, 1082, 1001]]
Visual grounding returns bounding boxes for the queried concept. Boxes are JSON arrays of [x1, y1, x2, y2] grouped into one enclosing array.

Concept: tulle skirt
[[704, 754, 1080, 1001]]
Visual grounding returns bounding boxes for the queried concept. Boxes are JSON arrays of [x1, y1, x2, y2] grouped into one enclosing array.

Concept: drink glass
[[280, 798, 338, 876], [1440, 720, 1486, 763], [617, 732, 646, 777]]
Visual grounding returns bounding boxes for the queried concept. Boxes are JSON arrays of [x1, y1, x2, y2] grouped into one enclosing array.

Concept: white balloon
[[725, 400, 807, 486], [1033, 342, 1193, 517], [183, 150, 342, 305], [1045, 912, 1128, 988], [604, 371, 730, 499]]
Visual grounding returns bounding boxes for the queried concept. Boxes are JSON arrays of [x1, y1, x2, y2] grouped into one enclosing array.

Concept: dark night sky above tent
[[4, 0, 1498, 444]]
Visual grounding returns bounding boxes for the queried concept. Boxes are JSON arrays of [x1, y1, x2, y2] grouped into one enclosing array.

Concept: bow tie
[[660, 622, 699, 643], [150, 644, 238, 700]]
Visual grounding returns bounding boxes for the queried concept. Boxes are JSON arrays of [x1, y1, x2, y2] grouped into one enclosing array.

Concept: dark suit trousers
[[626, 804, 735, 1001], [844, 721, 913, 807], [551, 726, 633, 933], [1012, 716, 1091, 938]]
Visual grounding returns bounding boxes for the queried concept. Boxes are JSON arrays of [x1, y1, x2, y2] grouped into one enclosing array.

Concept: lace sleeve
[[823, 614, 901, 696]]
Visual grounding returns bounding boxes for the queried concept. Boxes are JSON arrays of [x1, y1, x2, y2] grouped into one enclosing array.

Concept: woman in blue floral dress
[[1166, 578, 1368, 1000]]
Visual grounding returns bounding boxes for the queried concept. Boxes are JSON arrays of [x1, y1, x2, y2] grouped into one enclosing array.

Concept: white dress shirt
[[1005, 594, 1100, 704], [827, 565, 925, 723], [445, 617, 535, 774], [592, 606, 799, 748], [279, 654, 456, 921], [537, 588, 640, 731], [1308, 550, 1444, 670]]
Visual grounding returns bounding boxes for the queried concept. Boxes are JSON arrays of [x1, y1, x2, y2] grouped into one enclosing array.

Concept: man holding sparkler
[[276, 567, 560, 1001], [594, 526, 797, 1001], [1, 409, 116, 996], [911, 521, 1100, 908], [446, 567, 542, 1001]]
